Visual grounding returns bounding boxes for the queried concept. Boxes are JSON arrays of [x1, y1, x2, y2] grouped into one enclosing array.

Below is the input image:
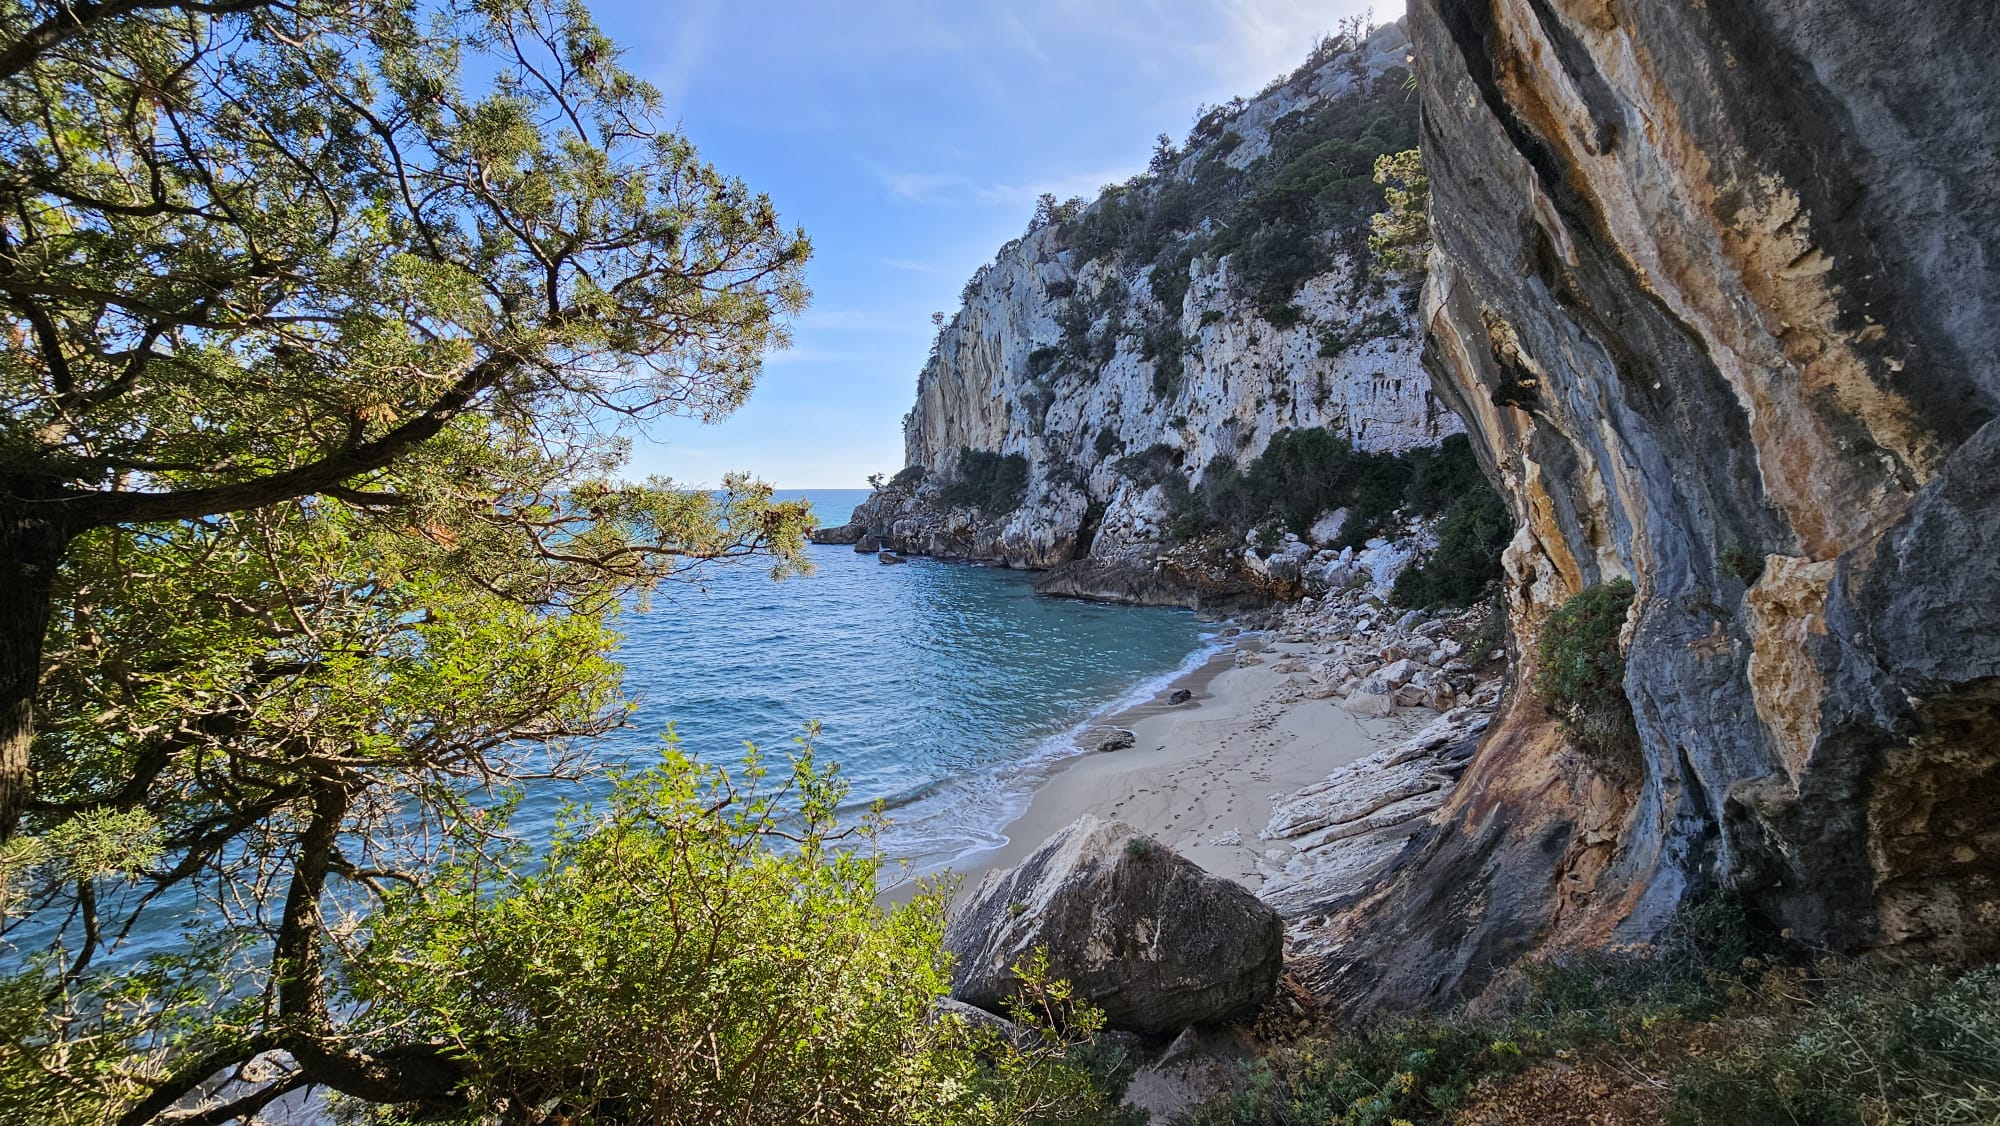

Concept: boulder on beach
[[1340, 676, 1395, 716], [1077, 727, 1136, 753], [1167, 688, 1193, 705], [944, 815, 1282, 1034]]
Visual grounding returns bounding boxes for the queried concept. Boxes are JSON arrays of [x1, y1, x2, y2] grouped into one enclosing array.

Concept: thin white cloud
[[876, 164, 1137, 208]]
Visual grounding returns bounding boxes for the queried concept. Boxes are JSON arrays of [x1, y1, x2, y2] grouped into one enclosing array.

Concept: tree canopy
[[0, 0, 811, 833]]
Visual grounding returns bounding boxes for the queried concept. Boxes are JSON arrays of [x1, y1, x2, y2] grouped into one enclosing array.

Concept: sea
[[557, 488, 1215, 873], [5, 490, 1211, 970]]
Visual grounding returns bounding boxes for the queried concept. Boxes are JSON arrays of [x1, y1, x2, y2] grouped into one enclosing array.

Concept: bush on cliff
[[943, 448, 1031, 516], [1533, 579, 1641, 774]]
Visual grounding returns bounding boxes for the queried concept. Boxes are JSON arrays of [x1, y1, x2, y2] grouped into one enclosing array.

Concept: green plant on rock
[[1368, 148, 1430, 282], [943, 449, 1031, 516], [1532, 579, 1640, 774]]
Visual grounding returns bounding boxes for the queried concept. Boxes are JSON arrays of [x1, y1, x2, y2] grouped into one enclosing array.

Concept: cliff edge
[[1296, 0, 2000, 1012]]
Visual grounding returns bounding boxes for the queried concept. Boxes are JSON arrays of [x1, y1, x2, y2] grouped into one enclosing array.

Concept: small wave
[[877, 632, 1227, 875]]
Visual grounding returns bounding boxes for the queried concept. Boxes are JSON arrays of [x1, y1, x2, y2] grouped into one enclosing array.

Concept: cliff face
[[1299, 0, 2000, 1010], [836, 23, 1460, 574]]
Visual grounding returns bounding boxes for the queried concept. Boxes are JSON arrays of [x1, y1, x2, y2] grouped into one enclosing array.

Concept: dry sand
[[954, 631, 1426, 891]]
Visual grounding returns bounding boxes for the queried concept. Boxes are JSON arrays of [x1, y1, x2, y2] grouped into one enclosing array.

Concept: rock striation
[[944, 815, 1282, 1035], [1304, 0, 2000, 1013], [816, 23, 1460, 602]]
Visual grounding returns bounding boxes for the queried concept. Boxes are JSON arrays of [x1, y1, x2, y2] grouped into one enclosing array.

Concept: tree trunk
[[0, 492, 68, 839]]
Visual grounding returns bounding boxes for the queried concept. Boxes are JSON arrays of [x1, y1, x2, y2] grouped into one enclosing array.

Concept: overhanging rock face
[[1300, 0, 2000, 1012]]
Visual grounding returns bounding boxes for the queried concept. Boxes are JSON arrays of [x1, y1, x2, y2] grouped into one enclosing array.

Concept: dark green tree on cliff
[[0, 0, 810, 836]]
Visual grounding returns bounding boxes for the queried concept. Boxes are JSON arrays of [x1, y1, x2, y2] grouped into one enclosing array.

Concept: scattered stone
[[1378, 658, 1419, 686], [1340, 676, 1396, 716], [944, 816, 1283, 1034]]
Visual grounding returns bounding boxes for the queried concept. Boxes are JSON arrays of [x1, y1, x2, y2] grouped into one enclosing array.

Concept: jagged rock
[[1308, 508, 1351, 546], [829, 27, 1455, 577], [855, 533, 882, 553], [1378, 658, 1418, 686], [1167, 688, 1193, 705], [809, 522, 864, 545], [944, 816, 1282, 1034], [878, 550, 908, 565], [1121, 1025, 1259, 1122], [1260, 708, 1491, 918], [1340, 677, 1395, 716]]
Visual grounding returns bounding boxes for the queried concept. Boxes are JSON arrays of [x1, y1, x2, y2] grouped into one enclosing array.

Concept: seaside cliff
[[817, 24, 1462, 606], [1293, 0, 2000, 1012]]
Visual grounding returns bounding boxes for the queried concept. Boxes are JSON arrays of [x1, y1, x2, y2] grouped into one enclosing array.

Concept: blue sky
[[598, 1, 1399, 488]]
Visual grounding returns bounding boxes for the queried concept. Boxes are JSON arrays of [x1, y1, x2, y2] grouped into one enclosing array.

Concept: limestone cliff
[[1295, 0, 2000, 1011], [822, 22, 1460, 587]]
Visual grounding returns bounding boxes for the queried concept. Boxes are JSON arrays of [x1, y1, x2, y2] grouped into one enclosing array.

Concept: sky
[[597, 0, 1401, 488]]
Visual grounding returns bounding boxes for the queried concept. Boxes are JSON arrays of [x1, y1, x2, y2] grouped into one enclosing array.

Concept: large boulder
[[944, 816, 1282, 1034]]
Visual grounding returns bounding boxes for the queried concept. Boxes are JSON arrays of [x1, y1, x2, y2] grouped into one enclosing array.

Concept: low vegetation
[[943, 449, 1033, 516], [1158, 433, 1510, 583], [1185, 896, 2000, 1126]]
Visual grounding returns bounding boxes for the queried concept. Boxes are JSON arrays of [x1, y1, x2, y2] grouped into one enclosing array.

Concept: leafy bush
[[891, 464, 927, 489], [343, 745, 1136, 1126], [1532, 579, 1639, 773], [1368, 148, 1429, 281], [1027, 345, 1062, 378], [1402, 434, 1488, 517], [1093, 429, 1123, 459], [1115, 442, 1184, 488], [942, 448, 1031, 516], [1391, 486, 1512, 608]]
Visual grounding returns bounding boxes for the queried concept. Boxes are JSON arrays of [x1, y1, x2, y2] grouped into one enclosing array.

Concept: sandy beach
[[957, 629, 1430, 892]]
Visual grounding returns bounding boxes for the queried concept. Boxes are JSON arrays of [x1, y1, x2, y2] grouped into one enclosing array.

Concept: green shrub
[[1115, 442, 1183, 488], [1182, 893, 1794, 1126], [1200, 309, 1225, 327], [1391, 485, 1512, 608], [1093, 429, 1122, 459], [1719, 544, 1765, 584], [1402, 434, 1487, 517], [890, 464, 927, 489], [1670, 966, 2000, 1126], [1532, 579, 1639, 773], [941, 448, 1030, 516], [1027, 345, 1062, 378]]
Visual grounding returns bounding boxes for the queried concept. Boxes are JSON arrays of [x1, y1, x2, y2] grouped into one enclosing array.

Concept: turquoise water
[[572, 488, 1212, 870]]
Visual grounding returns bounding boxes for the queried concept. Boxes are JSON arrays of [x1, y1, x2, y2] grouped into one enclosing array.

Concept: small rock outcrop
[[945, 816, 1282, 1034]]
